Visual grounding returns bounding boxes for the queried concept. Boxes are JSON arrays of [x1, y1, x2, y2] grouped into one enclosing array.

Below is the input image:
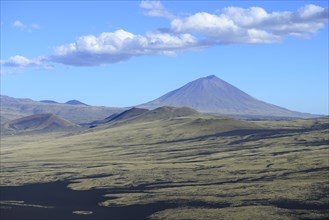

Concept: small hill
[[138, 75, 314, 118], [108, 107, 149, 123], [86, 108, 149, 128], [128, 106, 199, 123], [93, 106, 197, 128], [40, 100, 59, 104], [103, 113, 120, 122], [93, 106, 200, 129], [65, 100, 88, 106], [4, 113, 77, 132]]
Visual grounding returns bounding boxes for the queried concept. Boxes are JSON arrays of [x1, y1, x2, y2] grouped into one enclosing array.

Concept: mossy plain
[[1, 114, 328, 219]]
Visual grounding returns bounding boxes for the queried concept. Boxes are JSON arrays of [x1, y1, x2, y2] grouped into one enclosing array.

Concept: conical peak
[[204, 75, 217, 79], [138, 75, 309, 117], [194, 75, 229, 87], [198, 75, 225, 83]]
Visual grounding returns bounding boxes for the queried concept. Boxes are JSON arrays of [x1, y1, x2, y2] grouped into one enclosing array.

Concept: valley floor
[[0, 117, 328, 219]]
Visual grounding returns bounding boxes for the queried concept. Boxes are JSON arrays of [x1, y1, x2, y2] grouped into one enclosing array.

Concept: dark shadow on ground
[[0, 181, 229, 220], [0, 181, 177, 220]]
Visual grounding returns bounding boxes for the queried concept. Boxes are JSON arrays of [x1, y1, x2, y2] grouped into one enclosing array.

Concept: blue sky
[[1, 1, 328, 115]]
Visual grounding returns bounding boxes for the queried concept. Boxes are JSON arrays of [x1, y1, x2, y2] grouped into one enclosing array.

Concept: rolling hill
[[90, 106, 259, 143], [91, 106, 201, 128], [127, 106, 199, 123], [2, 113, 78, 134], [86, 106, 199, 128], [1, 102, 328, 220], [138, 75, 314, 118], [86, 107, 149, 127], [107, 107, 149, 123]]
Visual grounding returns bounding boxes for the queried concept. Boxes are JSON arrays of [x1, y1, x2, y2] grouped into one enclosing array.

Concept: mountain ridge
[[0, 95, 125, 124]]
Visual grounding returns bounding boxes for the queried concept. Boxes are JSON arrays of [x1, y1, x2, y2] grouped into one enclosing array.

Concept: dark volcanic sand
[[0, 181, 177, 220]]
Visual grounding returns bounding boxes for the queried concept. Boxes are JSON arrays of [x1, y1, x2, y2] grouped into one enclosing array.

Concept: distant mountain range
[[138, 75, 314, 118], [0, 95, 124, 124], [40, 99, 89, 106], [1, 75, 319, 126]]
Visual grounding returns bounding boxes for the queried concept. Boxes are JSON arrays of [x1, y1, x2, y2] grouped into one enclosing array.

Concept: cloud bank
[[50, 30, 197, 66], [2, 3, 328, 69], [171, 4, 328, 44]]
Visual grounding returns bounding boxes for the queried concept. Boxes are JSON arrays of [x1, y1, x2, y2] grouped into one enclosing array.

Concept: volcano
[[138, 75, 311, 118]]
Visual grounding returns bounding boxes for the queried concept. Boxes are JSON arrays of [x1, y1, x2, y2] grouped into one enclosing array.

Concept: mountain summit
[[65, 100, 89, 106], [138, 75, 311, 118]]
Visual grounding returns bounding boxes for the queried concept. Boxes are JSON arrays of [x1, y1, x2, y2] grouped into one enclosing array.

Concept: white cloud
[[1, 55, 40, 67], [140, 0, 174, 19], [12, 20, 40, 31], [51, 3, 326, 66], [140, 1, 162, 10], [222, 7, 268, 27], [0, 55, 51, 71], [171, 12, 240, 38], [298, 4, 328, 19], [50, 29, 197, 66], [3, 3, 328, 68], [171, 4, 328, 44], [246, 29, 281, 43], [13, 20, 24, 28]]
